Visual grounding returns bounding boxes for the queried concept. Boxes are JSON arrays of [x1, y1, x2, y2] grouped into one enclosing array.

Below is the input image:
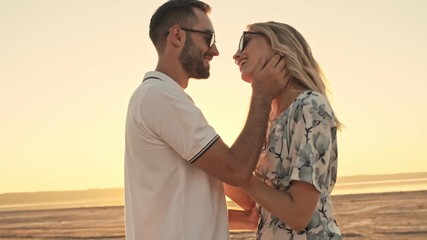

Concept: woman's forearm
[[228, 208, 259, 230], [242, 176, 320, 232], [224, 183, 255, 211]]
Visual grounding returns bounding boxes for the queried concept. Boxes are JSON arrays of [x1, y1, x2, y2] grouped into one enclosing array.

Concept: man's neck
[[155, 63, 189, 89]]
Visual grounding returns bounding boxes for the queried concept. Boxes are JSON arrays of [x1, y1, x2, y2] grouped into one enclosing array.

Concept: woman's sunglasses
[[238, 31, 264, 52]]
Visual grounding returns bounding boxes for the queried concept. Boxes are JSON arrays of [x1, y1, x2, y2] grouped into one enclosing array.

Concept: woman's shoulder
[[297, 90, 328, 104], [290, 90, 335, 123], [294, 91, 332, 111]]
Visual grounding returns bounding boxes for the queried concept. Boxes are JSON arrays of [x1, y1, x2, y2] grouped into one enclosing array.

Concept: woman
[[227, 21, 342, 240]]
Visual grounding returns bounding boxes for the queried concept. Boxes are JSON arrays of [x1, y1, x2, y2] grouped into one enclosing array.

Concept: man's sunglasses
[[181, 27, 216, 48], [165, 27, 216, 48], [238, 31, 264, 52]]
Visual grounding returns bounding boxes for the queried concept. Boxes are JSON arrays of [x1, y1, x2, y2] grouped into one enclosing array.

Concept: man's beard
[[179, 37, 210, 79]]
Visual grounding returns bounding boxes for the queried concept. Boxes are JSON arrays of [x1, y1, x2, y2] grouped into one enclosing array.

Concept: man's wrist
[[241, 175, 256, 192], [251, 93, 273, 106]]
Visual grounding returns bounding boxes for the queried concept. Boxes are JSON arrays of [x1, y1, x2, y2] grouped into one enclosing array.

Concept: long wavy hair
[[249, 21, 342, 130]]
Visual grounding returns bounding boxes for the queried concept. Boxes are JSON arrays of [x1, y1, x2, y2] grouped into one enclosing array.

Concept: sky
[[1, 0, 426, 194]]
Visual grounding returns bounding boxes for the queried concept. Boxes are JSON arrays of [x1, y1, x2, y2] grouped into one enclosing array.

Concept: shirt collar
[[143, 71, 183, 89]]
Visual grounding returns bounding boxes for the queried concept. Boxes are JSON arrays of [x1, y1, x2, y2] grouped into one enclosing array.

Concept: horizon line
[[1, 171, 427, 195]]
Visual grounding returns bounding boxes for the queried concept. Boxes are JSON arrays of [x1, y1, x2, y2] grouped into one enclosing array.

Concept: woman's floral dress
[[255, 91, 342, 240]]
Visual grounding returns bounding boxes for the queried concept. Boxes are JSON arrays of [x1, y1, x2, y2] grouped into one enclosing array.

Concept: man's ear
[[168, 25, 185, 47]]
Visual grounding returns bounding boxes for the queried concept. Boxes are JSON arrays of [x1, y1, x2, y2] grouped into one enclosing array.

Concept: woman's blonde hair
[[249, 21, 342, 130]]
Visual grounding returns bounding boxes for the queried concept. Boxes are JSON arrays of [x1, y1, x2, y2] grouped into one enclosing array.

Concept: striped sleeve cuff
[[188, 135, 220, 164]]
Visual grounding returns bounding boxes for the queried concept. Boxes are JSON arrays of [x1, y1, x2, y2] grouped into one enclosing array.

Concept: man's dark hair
[[149, 0, 211, 49]]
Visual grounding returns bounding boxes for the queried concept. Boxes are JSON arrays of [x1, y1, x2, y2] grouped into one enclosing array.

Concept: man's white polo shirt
[[125, 71, 229, 240]]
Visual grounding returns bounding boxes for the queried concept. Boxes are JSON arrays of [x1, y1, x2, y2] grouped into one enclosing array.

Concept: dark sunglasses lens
[[210, 34, 215, 47], [204, 34, 214, 47], [239, 34, 244, 51]]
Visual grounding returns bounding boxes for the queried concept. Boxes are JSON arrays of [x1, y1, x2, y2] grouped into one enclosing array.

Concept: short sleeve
[[288, 93, 337, 192], [142, 83, 219, 163]]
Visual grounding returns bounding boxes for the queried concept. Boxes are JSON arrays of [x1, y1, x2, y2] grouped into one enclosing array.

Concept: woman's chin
[[241, 73, 252, 83]]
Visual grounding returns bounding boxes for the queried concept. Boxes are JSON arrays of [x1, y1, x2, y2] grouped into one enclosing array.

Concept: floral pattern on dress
[[255, 91, 342, 240]]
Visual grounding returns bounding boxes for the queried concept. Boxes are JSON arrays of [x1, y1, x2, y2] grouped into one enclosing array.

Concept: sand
[[0, 190, 426, 240]]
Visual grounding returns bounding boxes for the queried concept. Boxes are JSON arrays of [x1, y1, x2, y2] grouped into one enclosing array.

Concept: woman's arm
[[225, 183, 258, 230], [228, 206, 259, 230], [242, 176, 320, 232], [224, 183, 255, 211]]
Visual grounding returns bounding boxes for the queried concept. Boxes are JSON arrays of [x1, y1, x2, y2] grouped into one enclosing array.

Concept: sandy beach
[[0, 190, 426, 240]]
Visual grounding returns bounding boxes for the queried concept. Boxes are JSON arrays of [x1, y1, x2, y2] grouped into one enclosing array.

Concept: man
[[124, 0, 288, 239]]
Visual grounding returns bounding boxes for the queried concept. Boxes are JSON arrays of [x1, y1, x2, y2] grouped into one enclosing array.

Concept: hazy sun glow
[[1, 0, 426, 193]]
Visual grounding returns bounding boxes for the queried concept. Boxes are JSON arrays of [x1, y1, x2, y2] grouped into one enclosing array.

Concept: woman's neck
[[270, 85, 306, 121]]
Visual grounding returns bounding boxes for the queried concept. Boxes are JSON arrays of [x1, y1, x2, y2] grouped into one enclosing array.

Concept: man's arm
[[193, 54, 289, 186], [193, 95, 269, 186]]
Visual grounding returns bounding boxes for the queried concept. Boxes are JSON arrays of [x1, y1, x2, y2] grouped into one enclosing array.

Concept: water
[[1, 177, 426, 212], [332, 177, 427, 195], [0, 196, 124, 212]]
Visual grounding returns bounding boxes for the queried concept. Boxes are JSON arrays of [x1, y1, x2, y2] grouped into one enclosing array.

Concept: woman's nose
[[233, 50, 241, 60]]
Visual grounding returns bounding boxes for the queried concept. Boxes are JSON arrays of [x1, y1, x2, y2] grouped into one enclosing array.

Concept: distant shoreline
[[1, 172, 426, 212], [336, 171, 427, 183], [1, 189, 426, 213]]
